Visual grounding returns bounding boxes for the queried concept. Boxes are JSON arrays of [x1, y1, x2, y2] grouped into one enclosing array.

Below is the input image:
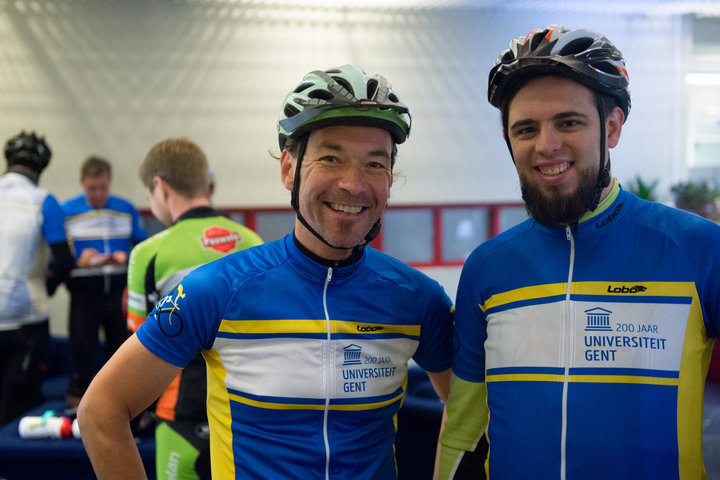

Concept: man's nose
[[535, 127, 562, 155], [337, 164, 368, 193]]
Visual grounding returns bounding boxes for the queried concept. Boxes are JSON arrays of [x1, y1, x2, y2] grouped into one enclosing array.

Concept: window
[[442, 208, 489, 262], [382, 208, 434, 264], [139, 202, 525, 266], [254, 211, 296, 242], [687, 16, 720, 184]]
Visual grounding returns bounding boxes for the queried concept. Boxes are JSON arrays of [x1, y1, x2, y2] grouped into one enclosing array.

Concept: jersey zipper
[[560, 225, 576, 480], [322, 266, 333, 480]]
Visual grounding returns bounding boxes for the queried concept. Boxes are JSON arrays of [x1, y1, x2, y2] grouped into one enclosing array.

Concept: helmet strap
[[289, 135, 381, 261], [589, 93, 612, 213]]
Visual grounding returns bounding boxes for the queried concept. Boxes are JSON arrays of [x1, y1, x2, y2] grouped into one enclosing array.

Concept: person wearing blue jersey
[[437, 25, 720, 480], [0, 131, 75, 425], [78, 65, 454, 480], [62, 156, 147, 407]]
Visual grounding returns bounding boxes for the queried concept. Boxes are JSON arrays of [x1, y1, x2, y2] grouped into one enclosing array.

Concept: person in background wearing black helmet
[[78, 65, 453, 479], [0, 131, 75, 425], [437, 25, 720, 480]]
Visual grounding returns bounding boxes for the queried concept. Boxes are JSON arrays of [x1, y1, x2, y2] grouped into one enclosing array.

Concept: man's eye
[[512, 127, 535, 137]]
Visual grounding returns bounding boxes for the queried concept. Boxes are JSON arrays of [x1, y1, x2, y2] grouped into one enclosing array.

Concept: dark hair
[[81, 156, 112, 179]]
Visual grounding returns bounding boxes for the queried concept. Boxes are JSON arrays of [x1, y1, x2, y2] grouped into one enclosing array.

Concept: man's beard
[[520, 166, 598, 227]]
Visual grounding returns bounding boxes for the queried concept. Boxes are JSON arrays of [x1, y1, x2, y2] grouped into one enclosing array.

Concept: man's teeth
[[330, 203, 362, 214], [540, 163, 569, 177]]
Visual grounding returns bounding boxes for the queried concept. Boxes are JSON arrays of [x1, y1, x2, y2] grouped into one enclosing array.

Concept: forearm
[[46, 240, 75, 295], [426, 369, 452, 480], [433, 406, 448, 480], [77, 334, 180, 479], [437, 377, 489, 479], [78, 402, 147, 480]]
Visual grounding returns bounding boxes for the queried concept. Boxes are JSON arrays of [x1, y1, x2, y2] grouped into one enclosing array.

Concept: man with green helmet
[[78, 65, 453, 479]]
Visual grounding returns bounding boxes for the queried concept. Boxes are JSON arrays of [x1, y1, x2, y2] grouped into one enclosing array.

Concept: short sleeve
[[41, 194, 68, 244], [136, 260, 228, 368], [411, 282, 453, 373]]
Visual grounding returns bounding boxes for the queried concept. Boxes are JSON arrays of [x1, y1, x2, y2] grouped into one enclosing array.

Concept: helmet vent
[[294, 81, 314, 94], [530, 29, 549, 51], [332, 77, 354, 96], [388, 92, 399, 103], [559, 37, 594, 56], [284, 104, 300, 117], [592, 61, 621, 76], [308, 89, 333, 101], [366, 79, 378, 100]]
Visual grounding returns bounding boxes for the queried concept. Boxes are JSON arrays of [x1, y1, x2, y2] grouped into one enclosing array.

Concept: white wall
[[0, 0, 712, 334]]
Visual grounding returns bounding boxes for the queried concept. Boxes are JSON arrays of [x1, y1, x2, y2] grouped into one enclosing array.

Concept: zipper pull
[[565, 225, 572, 241], [326, 267, 333, 283]]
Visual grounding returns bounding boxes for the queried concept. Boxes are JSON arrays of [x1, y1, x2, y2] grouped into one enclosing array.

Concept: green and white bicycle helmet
[[277, 65, 411, 261], [488, 24, 631, 120], [278, 64, 411, 149]]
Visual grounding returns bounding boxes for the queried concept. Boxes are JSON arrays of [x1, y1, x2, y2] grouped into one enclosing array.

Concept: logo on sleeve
[[153, 284, 187, 337], [201, 226, 242, 253]]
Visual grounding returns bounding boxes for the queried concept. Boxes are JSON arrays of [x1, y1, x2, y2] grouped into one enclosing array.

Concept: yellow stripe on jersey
[[481, 283, 567, 312], [219, 319, 421, 336], [227, 390, 405, 411], [486, 373, 565, 383], [574, 281, 697, 297], [568, 374, 679, 386], [677, 289, 712, 480], [219, 319, 327, 334], [487, 373, 679, 386], [481, 281, 697, 312], [202, 348, 235, 480]]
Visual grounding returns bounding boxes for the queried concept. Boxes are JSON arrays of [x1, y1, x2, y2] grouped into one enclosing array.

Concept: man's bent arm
[[426, 368, 451, 403], [77, 334, 181, 479], [426, 368, 452, 479], [436, 377, 489, 480]]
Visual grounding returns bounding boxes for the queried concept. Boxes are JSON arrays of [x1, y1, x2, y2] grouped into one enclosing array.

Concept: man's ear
[[280, 149, 295, 192], [606, 106, 624, 149], [152, 176, 169, 199]]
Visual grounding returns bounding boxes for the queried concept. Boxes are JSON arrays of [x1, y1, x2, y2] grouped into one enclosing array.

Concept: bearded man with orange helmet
[[438, 25, 720, 480]]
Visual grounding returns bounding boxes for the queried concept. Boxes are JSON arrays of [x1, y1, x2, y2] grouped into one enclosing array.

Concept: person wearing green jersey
[[125, 137, 263, 480]]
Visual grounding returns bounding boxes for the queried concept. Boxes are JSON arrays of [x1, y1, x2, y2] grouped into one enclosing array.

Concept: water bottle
[[18, 415, 81, 439]]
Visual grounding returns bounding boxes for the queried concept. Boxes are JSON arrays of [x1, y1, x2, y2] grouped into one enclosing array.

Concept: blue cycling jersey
[[443, 184, 720, 479], [61, 193, 146, 277], [137, 233, 453, 479]]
